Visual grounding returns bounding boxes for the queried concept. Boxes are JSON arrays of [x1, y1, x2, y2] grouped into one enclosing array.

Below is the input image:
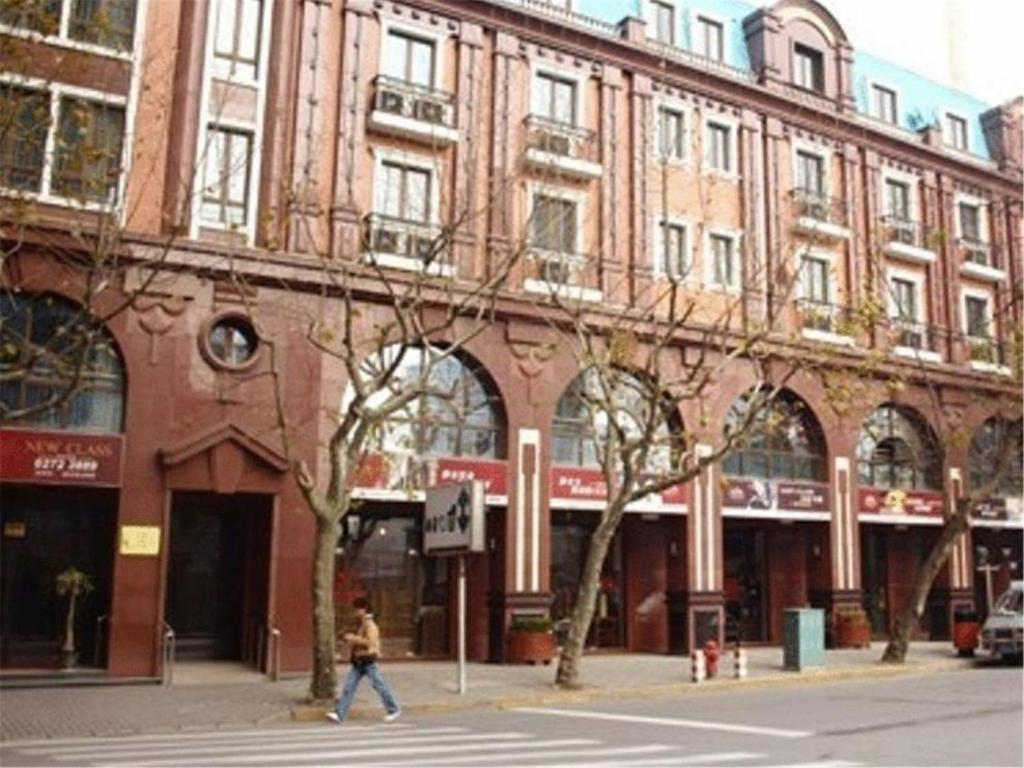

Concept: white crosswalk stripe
[[0, 722, 863, 768]]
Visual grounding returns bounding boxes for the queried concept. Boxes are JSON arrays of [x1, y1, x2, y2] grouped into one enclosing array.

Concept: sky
[[821, 0, 1024, 106]]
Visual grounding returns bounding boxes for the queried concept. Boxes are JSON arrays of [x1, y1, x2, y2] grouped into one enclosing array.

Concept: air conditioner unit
[[966, 248, 990, 267], [539, 131, 572, 156], [410, 235, 435, 260], [806, 201, 828, 221], [374, 227, 402, 253], [899, 329, 923, 349], [540, 257, 572, 285], [379, 90, 405, 115], [414, 99, 445, 124]]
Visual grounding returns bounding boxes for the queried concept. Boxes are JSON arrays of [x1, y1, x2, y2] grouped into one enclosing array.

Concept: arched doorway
[[857, 405, 945, 638], [0, 294, 125, 670], [549, 368, 687, 653], [721, 388, 830, 643], [341, 346, 506, 658]]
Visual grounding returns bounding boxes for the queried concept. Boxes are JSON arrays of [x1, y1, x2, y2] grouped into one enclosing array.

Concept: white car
[[980, 580, 1024, 662]]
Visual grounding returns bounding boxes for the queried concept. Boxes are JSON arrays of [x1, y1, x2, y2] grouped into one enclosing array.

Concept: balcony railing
[[363, 213, 446, 266], [889, 320, 945, 355], [958, 236, 999, 269], [790, 188, 848, 228], [522, 115, 601, 179], [372, 75, 455, 127], [880, 215, 934, 249], [797, 299, 859, 337], [965, 335, 1011, 367], [524, 246, 601, 301]]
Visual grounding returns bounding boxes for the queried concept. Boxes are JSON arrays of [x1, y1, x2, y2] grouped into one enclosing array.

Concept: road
[[1, 666, 1020, 767]]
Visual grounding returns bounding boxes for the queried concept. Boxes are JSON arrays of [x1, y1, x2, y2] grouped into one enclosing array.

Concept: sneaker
[[325, 712, 341, 724], [383, 710, 401, 722]]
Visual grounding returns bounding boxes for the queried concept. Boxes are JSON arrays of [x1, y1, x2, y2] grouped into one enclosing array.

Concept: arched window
[[355, 347, 505, 459], [969, 418, 1023, 498], [551, 368, 680, 470], [857, 405, 941, 491], [722, 389, 827, 482], [1, 293, 124, 433]]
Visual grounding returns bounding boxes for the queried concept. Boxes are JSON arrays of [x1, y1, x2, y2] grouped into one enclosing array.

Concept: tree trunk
[[555, 511, 620, 688], [881, 512, 968, 663], [62, 591, 77, 653], [309, 514, 339, 700]]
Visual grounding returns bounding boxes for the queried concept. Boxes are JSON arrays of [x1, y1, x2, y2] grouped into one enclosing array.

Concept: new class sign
[[0, 428, 124, 487]]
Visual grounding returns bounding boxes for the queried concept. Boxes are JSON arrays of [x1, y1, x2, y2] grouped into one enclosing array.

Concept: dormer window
[[871, 84, 898, 124], [945, 113, 968, 151], [793, 44, 824, 93], [695, 15, 724, 61], [649, 1, 675, 44]]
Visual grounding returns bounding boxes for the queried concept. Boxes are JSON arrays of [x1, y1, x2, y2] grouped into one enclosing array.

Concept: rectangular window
[[659, 221, 688, 279], [200, 127, 253, 227], [959, 202, 981, 242], [533, 72, 576, 125], [795, 150, 824, 196], [658, 107, 685, 160], [705, 121, 732, 172], [68, 0, 137, 52], [532, 195, 577, 253], [710, 234, 735, 288], [695, 16, 724, 61], [945, 113, 968, 151], [872, 84, 898, 124], [885, 179, 910, 220], [379, 161, 430, 223], [965, 295, 989, 338], [212, 0, 263, 81], [891, 278, 918, 322], [0, 0, 61, 33], [802, 255, 830, 304], [383, 30, 436, 88], [51, 96, 126, 203], [651, 1, 674, 44], [793, 44, 824, 93], [0, 85, 50, 193]]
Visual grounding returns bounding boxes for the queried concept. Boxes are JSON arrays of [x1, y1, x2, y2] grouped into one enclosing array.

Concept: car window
[[993, 589, 1023, 615]]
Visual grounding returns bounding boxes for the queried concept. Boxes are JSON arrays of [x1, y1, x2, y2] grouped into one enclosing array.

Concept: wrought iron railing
[[880, 215, 935, 250], [364, 213, 446, 265], [791, 188, 848, 227], [958, 236, 999, 270], [526, 246, 595, 290], [889, 320, 945, 354], [797, 299, 860, 336], [523, 114, 598, 165], [371, 75, 455, 129], [965, 335, 1011, 367]]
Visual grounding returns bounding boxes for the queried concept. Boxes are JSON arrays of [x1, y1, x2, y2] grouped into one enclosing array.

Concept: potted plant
[[56, 567, 94, 669], [834, 606, 871, 649], [506, 615, 557, 665]]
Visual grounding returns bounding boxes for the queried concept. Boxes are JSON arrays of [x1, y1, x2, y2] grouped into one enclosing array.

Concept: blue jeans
[[334, 662, 400, 720]]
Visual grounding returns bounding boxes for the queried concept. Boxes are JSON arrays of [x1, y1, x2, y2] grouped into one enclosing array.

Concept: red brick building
[[1, 0, 1021, 679]]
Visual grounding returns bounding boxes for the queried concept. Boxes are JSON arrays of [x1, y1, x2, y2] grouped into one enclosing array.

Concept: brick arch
[[771, 0, 850, 47]]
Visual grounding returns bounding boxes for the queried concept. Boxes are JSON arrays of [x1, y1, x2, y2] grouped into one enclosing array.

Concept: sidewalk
[[0, 643, 973, 742]]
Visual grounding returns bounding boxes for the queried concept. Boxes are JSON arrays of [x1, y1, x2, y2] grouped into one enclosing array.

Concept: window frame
[[654, 99, 688, 164], [792, 43, 825, 93], [210, 0, 264, 83], [880, 167, 921, 224], [378, 17, 447, 91], [953, 191, 989, 243], [0, 0, 140, 60], [702, 113, 738, 177], [652, 215, 691, 282], [694, 13, 725, 62], [944, 110, 970, 152], [798, 249, 834, 306], [531, 68, 582, 127], [704, 227, 742, 292], [961, 288, 992, 340], [372, 147, 441, 226], [886, 267, 925, 324], [199, 125, 255, 229], [647, 0, 676, 45], [869, 81, 899, 125], [0, 75, 128, 210]]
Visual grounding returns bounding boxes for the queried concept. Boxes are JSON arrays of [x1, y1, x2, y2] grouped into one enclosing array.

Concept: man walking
[[327, 597, 401, 723]]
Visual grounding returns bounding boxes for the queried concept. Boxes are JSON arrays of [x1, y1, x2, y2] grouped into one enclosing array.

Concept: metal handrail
[[162, 622, 176, 686], [267, 627, 282, 682], [93, 614, 108, 668]]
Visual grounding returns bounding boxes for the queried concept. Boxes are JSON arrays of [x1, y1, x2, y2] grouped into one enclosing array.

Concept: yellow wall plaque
[[120, 525, 161, 556]]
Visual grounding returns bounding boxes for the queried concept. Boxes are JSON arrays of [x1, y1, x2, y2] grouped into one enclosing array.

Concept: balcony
[[797, 299, 857, 347], [965, 335, 1014, 376], [362, 213, 452, 276], [880, 216, 938, 265], [367, 76, 459, 146], [889, 320, 944, 365], [958, 237, 1006, 283], [523, 246, 602, 302], [522, 115, 602, 181], [790, 188, 851, 241]]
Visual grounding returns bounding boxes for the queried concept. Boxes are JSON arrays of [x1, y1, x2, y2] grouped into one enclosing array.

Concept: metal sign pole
[[458, 554, 467, 695]]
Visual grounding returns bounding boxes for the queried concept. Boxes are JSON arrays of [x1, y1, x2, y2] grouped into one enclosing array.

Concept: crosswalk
[[0, 722, 864, 767]]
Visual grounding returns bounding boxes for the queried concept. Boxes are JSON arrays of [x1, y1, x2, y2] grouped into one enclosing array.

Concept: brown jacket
[[348, 613, 382, 662]]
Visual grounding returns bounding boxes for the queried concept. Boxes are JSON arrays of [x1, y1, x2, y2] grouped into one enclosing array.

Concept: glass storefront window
[[857, 405, 942, 491]]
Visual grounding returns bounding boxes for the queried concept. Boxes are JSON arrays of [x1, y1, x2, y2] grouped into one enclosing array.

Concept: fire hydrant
[[704, 640, 720, 678]]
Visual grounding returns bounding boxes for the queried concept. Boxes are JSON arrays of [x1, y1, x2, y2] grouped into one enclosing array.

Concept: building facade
[[1, 0, 1021, 678]]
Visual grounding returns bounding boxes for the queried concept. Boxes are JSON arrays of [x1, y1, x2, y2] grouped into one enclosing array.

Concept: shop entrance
[[165, 492, 272, 662], [724, 524, 768, 642], [0, 486, 116, 669]]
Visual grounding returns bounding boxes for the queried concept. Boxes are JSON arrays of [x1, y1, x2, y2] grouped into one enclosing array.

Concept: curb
[[291, 657, 973, 722]]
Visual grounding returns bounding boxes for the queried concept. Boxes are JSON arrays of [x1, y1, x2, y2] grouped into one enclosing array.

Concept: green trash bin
[[783, 608, 825, 671]]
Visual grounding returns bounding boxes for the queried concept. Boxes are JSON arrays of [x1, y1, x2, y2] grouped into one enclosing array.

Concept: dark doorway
[[724, 524, 768, 642], [166, 492, 272, 663], [0, 485, 116, 669]]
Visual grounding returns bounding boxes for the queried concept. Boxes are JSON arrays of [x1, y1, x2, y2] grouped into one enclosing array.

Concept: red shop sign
[[973, 497, 1008, 521], [435, 457, 508, 497], [550, 466, 607, 501], [0, 428, 124, 487], [777, 482, 830, 512], [858, 488, 944, 516]]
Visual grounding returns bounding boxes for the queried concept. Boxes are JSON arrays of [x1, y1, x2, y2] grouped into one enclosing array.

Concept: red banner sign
[[435, 457, 508, 497], [0, 428, 123, 487], [858, 488, 944, 517], [723, 478, 830, 513], [549, 466, 689, 506]]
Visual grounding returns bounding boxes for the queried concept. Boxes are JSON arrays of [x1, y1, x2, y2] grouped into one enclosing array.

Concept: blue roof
[[553, 1, 999, 159]]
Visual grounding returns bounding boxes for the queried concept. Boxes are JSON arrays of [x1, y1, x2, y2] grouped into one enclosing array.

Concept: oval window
[[205, 315, 259, 369]]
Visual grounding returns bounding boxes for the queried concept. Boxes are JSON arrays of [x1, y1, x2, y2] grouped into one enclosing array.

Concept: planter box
[[505, 630, 557, 665]]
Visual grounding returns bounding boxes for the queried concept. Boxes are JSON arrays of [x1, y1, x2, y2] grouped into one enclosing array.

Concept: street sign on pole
[[424, 480, 485, 695]]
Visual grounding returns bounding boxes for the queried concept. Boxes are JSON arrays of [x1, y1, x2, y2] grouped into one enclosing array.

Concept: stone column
[[600, 65, 624, 303], [628, 74, 653, 306], [842, 142, 861, 310], [451, 22, 484, 278], [946, 466, 976, 623], [330, 0, 374, 260], [763, 116, 784, 323], [682, 444, 725, 652], [740, 108, 767, 325], [487, 31, 520, 279], [861, 149, 885, 349]]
